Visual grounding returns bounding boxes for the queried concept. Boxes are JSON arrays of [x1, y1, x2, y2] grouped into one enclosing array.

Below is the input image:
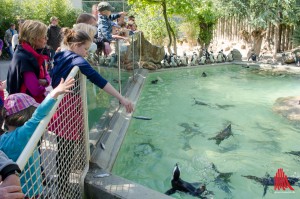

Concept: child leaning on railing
[[0, 78, 75, 198]]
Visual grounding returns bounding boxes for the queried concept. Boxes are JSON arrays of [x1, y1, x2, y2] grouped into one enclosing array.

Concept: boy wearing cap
[[97, 1, 126, 55], [0, 78, 74, 198]]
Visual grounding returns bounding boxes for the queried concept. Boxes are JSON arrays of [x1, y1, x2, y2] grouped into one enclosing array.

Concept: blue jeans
[[8, 45, 13, 59]]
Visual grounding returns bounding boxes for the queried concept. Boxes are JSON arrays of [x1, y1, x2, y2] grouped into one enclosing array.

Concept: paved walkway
[[0, 60, 10, 81]]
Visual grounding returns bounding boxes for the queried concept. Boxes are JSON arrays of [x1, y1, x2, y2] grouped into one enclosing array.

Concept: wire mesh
[[18, 71, 88, 199]]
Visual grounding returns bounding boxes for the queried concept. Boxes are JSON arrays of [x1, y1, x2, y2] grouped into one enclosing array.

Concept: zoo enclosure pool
[[110, 64, 300, 199]]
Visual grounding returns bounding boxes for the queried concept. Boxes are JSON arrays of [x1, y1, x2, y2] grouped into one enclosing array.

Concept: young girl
[[51, 28, 133, 113], [0, 77, 75, 198], [50, 28, 133, 196]]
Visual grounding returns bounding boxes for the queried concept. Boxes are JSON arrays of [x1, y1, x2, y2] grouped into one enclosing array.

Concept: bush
[[293, 25, 300, 46], [0, 0, 80, 40]]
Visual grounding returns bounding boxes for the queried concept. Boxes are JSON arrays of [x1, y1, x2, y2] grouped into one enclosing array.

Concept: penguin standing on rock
[[165, 163, 210, 198], [190, 52, 198, 66], [170, 54, 178, 67]]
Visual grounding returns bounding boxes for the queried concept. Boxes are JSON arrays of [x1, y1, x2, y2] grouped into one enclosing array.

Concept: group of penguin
[[161, 49, 234, 68]]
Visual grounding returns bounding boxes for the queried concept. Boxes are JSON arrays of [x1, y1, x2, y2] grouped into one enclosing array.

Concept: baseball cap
[[4, 93, 39, 116], [98, 2, 115, 12], [111, 22, 121, 28]]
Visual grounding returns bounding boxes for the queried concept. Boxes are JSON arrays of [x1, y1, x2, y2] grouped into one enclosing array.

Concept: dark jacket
[[7, 45, 40, 95], [47, 25, 61, 51], [51, 50, 108, 88], [0, 150, 21, 180]]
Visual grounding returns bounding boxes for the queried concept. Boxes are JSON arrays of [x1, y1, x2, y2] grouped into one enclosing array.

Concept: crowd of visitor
[[0, 1, 134, 198]]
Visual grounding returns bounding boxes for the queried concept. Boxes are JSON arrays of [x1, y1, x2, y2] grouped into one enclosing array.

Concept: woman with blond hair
[[7, 20, 51, 103]]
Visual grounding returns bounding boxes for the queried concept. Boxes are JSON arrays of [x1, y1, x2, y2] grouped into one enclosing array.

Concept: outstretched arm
[[50, 78, 75, 99], [103, 82, 133, 113]]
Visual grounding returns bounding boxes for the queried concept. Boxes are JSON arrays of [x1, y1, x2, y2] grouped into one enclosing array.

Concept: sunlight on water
[[112, 65, 300, 199]]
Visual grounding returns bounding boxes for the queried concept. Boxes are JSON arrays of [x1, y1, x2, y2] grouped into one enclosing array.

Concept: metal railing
[[87, 32, 142, 131], [15, 32, 144, 199], [16, 66, 90, 199]]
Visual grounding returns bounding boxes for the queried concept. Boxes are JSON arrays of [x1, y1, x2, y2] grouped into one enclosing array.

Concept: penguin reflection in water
[[165, 163, 213, 198]]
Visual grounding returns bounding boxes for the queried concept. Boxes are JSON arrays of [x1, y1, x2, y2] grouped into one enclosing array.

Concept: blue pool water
[[112, 65, 300, 199]]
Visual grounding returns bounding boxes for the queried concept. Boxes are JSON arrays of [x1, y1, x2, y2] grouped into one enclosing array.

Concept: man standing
[[47, 16, 61, 59], [4, 23, 17, 59], [11, 19, 25, 52]]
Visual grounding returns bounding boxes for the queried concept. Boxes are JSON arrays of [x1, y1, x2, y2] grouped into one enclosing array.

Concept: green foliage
[[130, 4, 179, 45], [82, 1, 131, 13], [128, 0, 218, 47], [179, 21, 199, 45], [216, 0, 300, 28], [196, 1, 218, 46], [18, 0, 80, 28], [0, 0, 80, 39], [293, 25, 300, 46], [132, 6, 167, 44], [0, 0, 17, 37]]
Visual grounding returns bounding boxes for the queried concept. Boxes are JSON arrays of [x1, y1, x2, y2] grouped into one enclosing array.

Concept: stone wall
[[120, 32, 165, 70]]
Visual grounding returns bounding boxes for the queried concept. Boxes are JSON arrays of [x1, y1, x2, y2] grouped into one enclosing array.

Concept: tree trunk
[[277, 11, 283, 52], [251, 29, 265, 55], [266, 22, 271, 50], [222, 17, 226, 38], [161, 0, 172, 54], [286, 25, 290, 50], [270, 24, 275, 51], [281, 24, 286, 51], [273, 25, 279, 60], [289, 25, 294, 50], [230, 17, 233, 40], [170, 25, 177, 54]]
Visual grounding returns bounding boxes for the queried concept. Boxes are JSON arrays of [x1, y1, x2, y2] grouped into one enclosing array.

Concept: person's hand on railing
[[0, 174, 21, 188], [119, 12, 127, 17], [120, 97, 134, 113], [0, 175, 24, 199], [50, 78, 75, 99], [104, 42, 112, 56], [0, 186, 24, 199], [0, 80, 6, 91]]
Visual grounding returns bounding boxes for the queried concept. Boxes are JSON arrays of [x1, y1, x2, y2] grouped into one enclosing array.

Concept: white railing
[[16, 66, 90, 199]]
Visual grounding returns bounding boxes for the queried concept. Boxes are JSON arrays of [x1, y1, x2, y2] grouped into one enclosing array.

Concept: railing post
[[118, 39, 122, 94], [80, 73, 90, 198], [132, 35, 135, 81], [139, 31, 142, 68]]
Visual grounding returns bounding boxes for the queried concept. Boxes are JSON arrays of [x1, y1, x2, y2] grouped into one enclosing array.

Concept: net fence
[[16, 66, 89, 199]]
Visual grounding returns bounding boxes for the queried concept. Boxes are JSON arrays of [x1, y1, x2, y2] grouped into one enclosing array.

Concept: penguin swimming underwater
[[243, 173, 300, 197], [165, 163, 209, 198], [151, 79, 158, 84]]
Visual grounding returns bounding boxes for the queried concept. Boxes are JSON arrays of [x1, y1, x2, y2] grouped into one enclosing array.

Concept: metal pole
[[118, 39, 121, 94], [139, 31, 142, 68], [80, 72, 90, 199], [132, 35, 135, 81]]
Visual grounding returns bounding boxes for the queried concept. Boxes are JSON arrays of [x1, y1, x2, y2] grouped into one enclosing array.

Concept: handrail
[[17, 66, 80, 170]]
